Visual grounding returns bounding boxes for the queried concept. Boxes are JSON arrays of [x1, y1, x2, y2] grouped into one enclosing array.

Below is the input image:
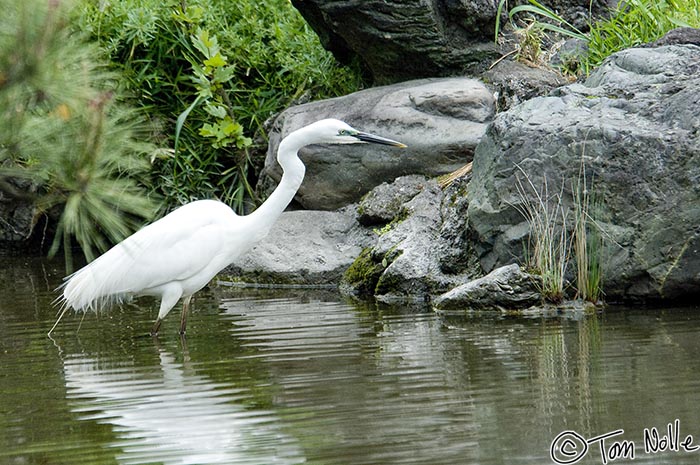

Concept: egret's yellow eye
[[338, 129, 351, 136]]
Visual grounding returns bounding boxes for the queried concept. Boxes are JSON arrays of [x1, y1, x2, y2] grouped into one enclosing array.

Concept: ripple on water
[[4, 259, 700, 465], [219, 298, 491, 465], [62, 350, 305, 465]]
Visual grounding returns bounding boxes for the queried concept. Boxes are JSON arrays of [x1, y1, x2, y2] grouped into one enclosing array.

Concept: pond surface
[[2, 256, 700, 465]]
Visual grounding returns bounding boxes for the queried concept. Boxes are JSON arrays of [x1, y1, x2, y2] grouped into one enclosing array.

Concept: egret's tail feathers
[[47, 304, 71, 337], [48, 266, 130, 336]]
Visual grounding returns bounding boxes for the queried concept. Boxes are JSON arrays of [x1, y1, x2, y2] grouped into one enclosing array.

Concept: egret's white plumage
[[51, 119, 405, 335]]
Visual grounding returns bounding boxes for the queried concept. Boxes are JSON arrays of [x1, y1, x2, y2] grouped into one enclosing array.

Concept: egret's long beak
[[354, 131, 407, 148]]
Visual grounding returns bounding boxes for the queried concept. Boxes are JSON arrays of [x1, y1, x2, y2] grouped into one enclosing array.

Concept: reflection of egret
[[51, 120, 406, 335], [63, 350, 304, 465]]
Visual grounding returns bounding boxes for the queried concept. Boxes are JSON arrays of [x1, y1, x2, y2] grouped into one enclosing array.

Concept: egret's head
[[307, 118, 407, 148]]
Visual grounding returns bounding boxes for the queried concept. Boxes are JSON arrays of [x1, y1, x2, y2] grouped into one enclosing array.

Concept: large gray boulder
[[370, 179, 449, 299], [291, 0, 618, 83], [260, 78, 494, 210], [467, 44, 700, 301], [356, 175, 427, 226]]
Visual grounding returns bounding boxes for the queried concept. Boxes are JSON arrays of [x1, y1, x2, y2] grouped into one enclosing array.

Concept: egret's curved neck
[[247, 129, 307, 233]]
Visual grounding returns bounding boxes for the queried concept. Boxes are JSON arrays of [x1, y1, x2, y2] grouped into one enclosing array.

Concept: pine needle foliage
[[0, 0, 158, 270]]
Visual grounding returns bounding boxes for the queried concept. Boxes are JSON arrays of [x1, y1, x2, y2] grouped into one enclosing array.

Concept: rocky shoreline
[[223, 36, 700, 309], [2, 7, 699, 310]]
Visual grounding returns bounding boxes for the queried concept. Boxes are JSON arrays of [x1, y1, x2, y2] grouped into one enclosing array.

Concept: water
[[2, 256, 700, 465]]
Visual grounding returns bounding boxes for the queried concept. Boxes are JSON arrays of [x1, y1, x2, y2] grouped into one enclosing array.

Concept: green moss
[[372, 246, 404, 295], [374, 269, 404, 296], [373, 223, 394, 236], [447, 184, 469, 206], [342, 247, 386, 295], [217, 270, 300, 286], [372, 207, 411, 236], [343, 244, 408, 295]]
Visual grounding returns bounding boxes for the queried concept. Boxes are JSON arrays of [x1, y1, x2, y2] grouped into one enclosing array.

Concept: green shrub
[[75, 0, 364, 212], [0, 0, 158, 270]]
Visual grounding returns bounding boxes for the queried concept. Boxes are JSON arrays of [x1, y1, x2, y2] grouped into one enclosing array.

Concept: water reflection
[[220, 298, 521, 464], [63, 346, 304, 465]]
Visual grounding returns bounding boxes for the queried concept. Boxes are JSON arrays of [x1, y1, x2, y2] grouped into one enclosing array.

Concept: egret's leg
[[150, 318, 163, 336], [151, 286, 182, 336], [179, 295, 193, 335]]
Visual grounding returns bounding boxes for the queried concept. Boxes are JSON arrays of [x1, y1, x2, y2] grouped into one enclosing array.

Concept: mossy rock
[[342, 247, 387, 295]]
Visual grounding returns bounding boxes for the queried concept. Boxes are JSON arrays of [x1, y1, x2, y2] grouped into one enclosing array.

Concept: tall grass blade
[[495, 0, 508, 42], [174, 94, 203, 154], [509, 2, 587, 39]]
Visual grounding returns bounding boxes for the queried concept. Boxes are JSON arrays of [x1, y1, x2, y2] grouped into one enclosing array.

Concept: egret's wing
[[61, 201, 235, 311]]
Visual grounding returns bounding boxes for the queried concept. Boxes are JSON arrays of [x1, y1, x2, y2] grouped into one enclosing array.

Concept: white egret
[[50, 119, 406, 336]]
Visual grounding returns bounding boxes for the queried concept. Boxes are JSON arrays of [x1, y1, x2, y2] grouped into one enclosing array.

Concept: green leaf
[[192, 28, 218, 58], [175, 94, 204, 153], [237, 136, 252, 149], [668, 15, 693, 27], [212, 65, 236, 84], [204, 52, 227, 69], [204, 103, 227, 119], [172, 5, 204, 24], [537, 22, 589, 41], [221, 118, 240, 136], [198, 123, 219, 138]]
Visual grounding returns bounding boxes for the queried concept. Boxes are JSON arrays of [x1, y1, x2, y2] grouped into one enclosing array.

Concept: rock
[[260, 78, 494, 210], [340, 179, 449, 299], [482, 59, 568, 112], [0, 178, 38, 245], [225, 173, 481, 300], [0, 197, 34, 242], [642, 27, 700, 48], [342, 176, 480, 301], [467, 44, 700, 301], [371, 180, 448, 300], [550, 38, 590, 75], [224, 175, 477, 294], [290, 0, 500, 83], [433, 264, 542, 310], [223, 208, 374, 285], [290, 0, 616, 83], [436, 174, 477, 275], [357, 175, 427, 226]]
